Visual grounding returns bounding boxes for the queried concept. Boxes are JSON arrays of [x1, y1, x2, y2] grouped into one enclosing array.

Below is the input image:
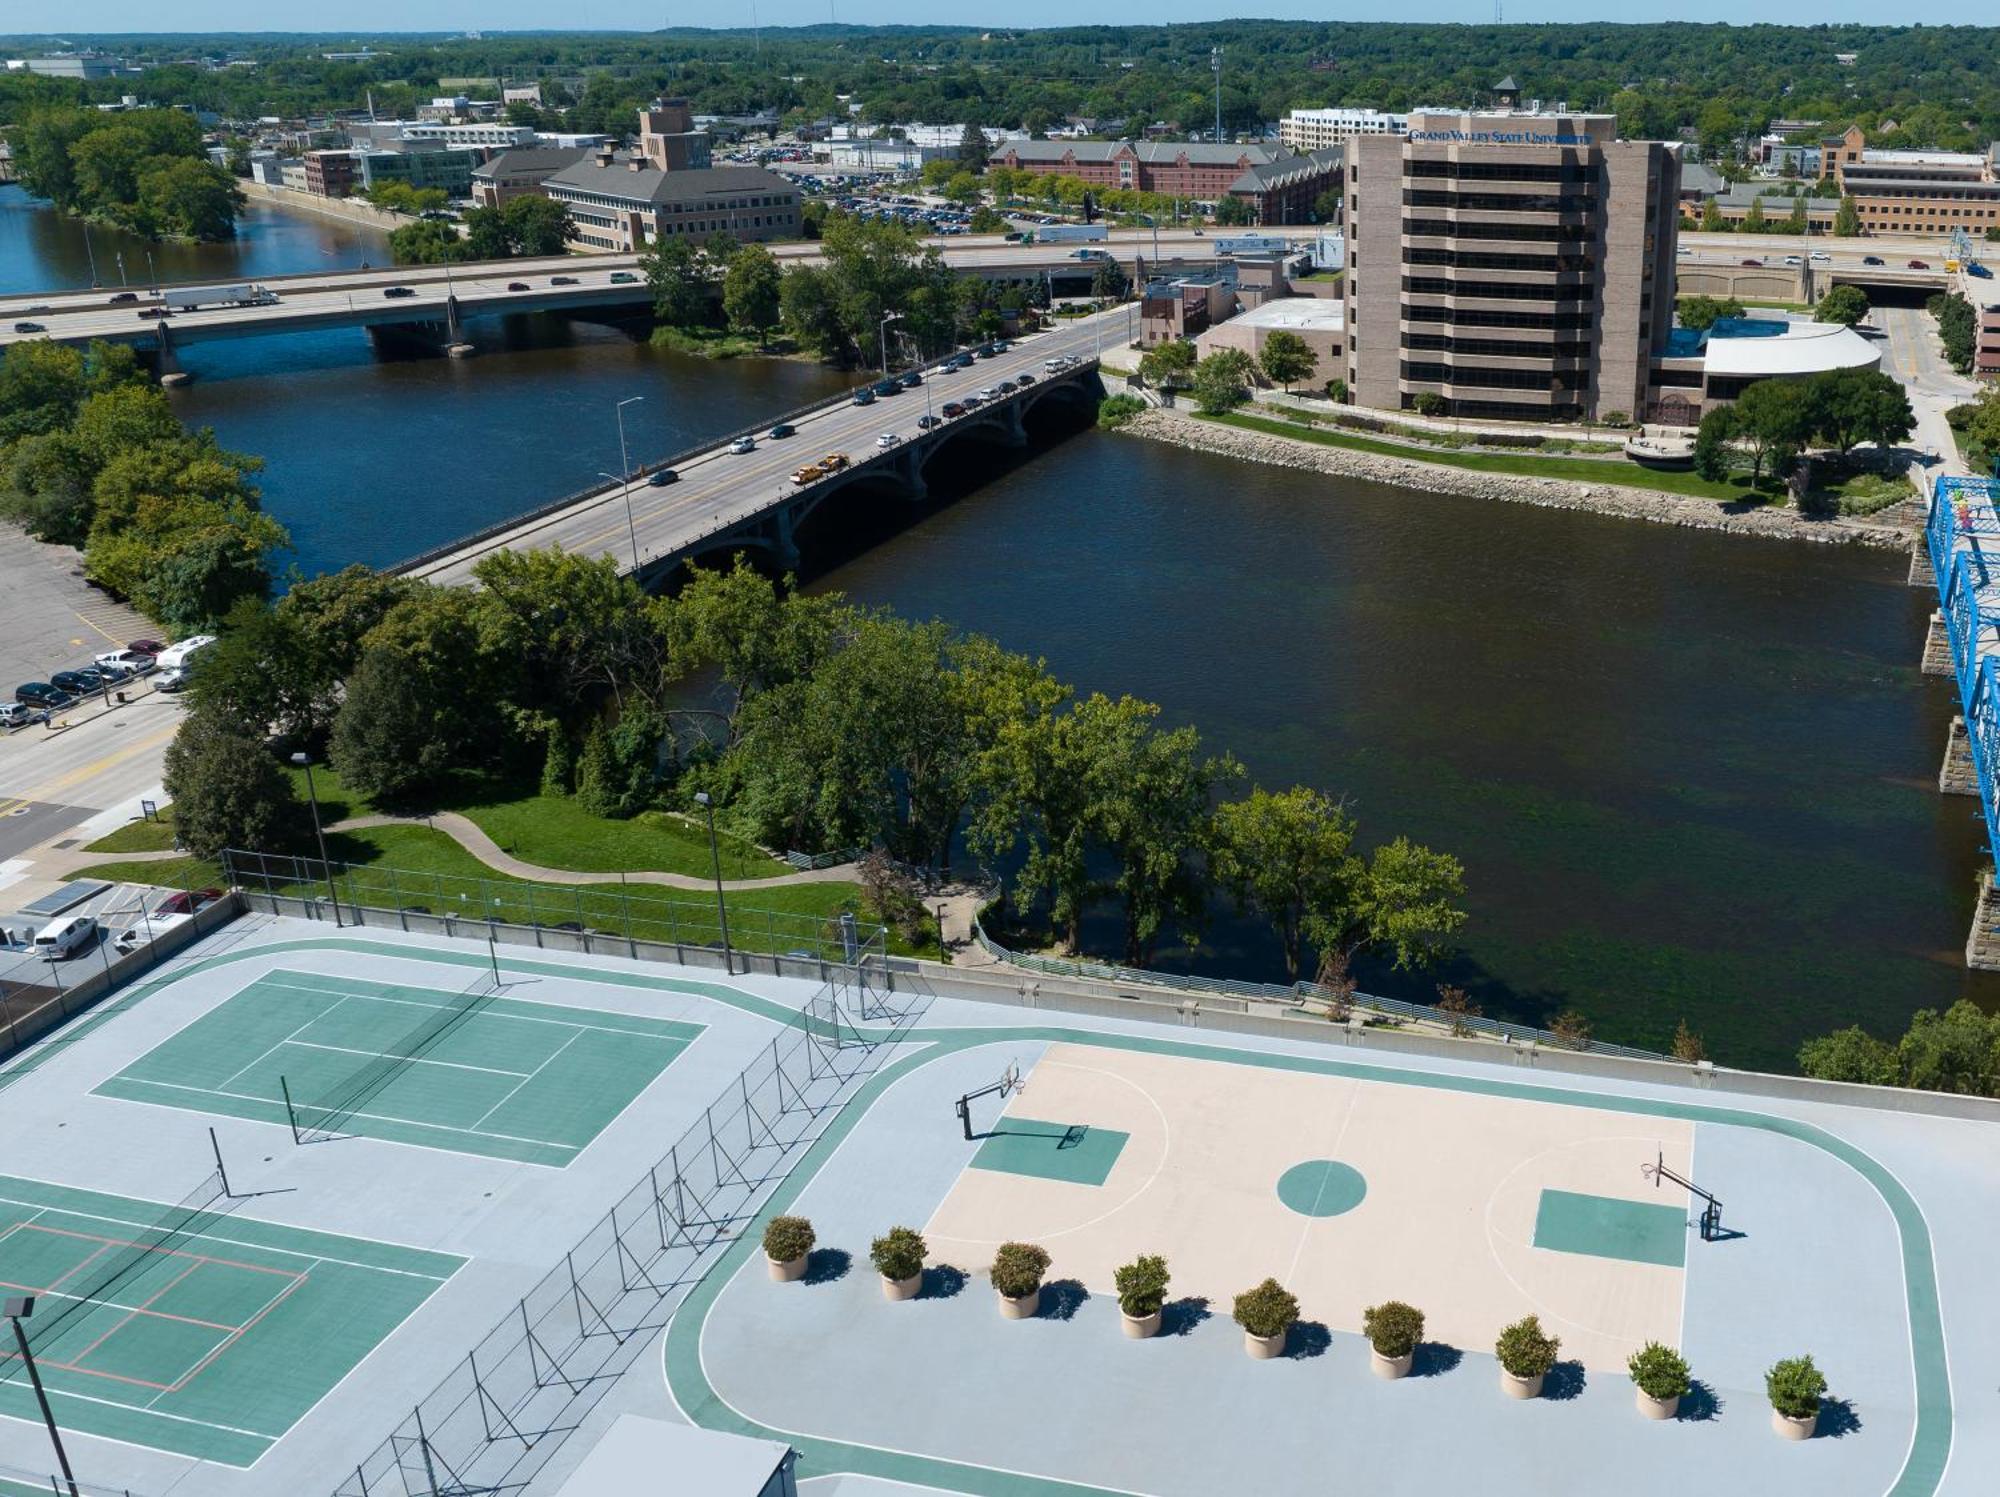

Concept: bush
[[1495, 1315, 1561, 1378], [869, 1226, 927, 1282], [1113, 1253, 1171, 1318], [1628, 1341, 1692, 1401], [1363, 1300, 1425, 1359], [1324, 377, 1348, 403], [990, 1241, 1051, 1298], [1766, 1355, 1826, 1419], [1096, 393, 1146, 430], [161, 707, 302, 861], [1232, 1278, 1300, 1340], [762, 1215, 815, 1263], [1411, 392, 1447, 418]]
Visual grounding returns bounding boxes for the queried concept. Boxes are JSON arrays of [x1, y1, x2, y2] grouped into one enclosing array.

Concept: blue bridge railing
[[1926, 475, 2000, 856]]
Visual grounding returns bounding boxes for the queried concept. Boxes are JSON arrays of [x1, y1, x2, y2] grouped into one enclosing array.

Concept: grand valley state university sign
[[1406, 129, 1593, 146]]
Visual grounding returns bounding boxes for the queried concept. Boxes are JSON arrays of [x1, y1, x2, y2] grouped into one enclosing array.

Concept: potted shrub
[[1362, 1300, 1425, 1380], [1232, 1278, 1300, 1361], [1113, 1253, 1170, 1339], [870, 1226, 927, 1302], [991, 1241, 1051, 1320], [762, 1215, 815, 1283], [1766, 1355, 1826, 1440], [1495, 1315, 1560, 1399], [1628, 1341, 1691, 1420]]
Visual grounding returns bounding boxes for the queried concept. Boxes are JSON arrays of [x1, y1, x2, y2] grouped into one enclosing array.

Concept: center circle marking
[[1277, 1159, 1367, 1218]]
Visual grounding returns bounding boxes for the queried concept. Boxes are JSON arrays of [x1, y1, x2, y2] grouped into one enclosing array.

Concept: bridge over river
[[396, 305, 1129, 589]]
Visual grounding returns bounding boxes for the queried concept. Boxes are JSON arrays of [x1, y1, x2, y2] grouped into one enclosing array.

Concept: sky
[[3, 4, 1967, 35]]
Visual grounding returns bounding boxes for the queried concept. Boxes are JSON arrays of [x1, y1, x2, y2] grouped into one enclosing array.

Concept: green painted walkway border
[[0, 934, 1955, 1496]]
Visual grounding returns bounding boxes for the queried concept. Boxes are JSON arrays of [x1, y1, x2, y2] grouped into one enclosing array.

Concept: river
[[5, 186, 1987, 1069]]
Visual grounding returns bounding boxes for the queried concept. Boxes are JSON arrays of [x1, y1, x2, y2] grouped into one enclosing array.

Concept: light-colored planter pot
[[1121, 1308, 1162, 1339], [880, 1270, 922, 1302], [1244, 1329, 1286, 1360], [1772, 1407, 1818, 1441], [1501, 1370, 1546, 1400], [1636, 1389, 1680, 1421], [1371, 1348, 1415, 1380], [997, 1285, 1041, 1320], [767, 1252, 807, 1283]]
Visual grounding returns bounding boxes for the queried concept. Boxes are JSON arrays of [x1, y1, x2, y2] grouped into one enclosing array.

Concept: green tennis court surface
[[0, 1176, 460, 1466], [92, 969, 702, 1167]]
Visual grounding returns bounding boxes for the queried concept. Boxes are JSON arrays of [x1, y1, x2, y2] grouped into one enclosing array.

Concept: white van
[[153, 635, 217, 673], [33, 915, 98, 960]]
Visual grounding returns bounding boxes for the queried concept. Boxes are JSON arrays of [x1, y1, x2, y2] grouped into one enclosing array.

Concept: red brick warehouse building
[[987, 139, 1344, 225]]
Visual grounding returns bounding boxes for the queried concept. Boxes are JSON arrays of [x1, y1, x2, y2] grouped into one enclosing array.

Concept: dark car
[[108, 291, 138, 304], [871, 377, 901, 397], [1907, 259, 1930, 270], [851, 388, 876, 406], [1862, 255, 1885, 266], [137, 306, 172, 319], [127, 639, 164, 656], [1016, 371, 1036, 385], [51, 670, 101, 696], [382, 286, 418, 299], [899, 370, 923, 388], [646, 468, 678, 486], [1739, 258, 1762, 268], [155, 887, 224, 917], [551, 275, 579, 286], [917, 414, 941, 429], [769, 423, 796, 439], [975, 343, 997, 358], [12, 322, 44, 334], [15, 683, 70, 709], [941, 401, 965, 417], [507, 281, 531, 291]]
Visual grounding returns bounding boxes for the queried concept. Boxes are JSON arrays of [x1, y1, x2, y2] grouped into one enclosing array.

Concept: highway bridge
[[0, 227, 1251, 366], [398, 305, 1129, 590]]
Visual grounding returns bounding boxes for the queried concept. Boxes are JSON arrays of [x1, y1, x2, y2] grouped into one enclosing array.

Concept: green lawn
[[1208, 412, 1788, 505], [79, 823, 935, 959], [85, 813, 178, 854]]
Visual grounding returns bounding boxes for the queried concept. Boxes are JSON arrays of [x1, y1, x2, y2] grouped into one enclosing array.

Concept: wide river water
[[6, 185, 1988, 1069]]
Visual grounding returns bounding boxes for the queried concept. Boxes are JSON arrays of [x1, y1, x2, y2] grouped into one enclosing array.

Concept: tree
[[189, 596, 338, 747], [1678, 294, 1744, 332], [669, 556, 845, 737], [1311, 187, 1343, 224], [956, 121, 988, 172], [1213, 195, 1256, 226], [1808, 367, 1912, 456], [1741, 197, 1768, 234], [1783, 195, 1807, 236], [1731, 378, 1814, 480], [387, 219, 473, 265], [1671, 1020, 1707, 1063], [1298, 834, 1466, 984], [1190, 348, 1254, 415], [1258, 329, 1317, 392], [943, 171, 983, 207], [503, 194, 571, 256], [463, 205, 513, 260], [1814, 284, 1869, 327], [1210, 786, 1360, 981], [472, 547, 673, 720], [1895, 1001, 2000, 1095], [136, 157, 242, 241], [644, 236, 721, 331], [1797, 1025, 1901, 1086], [1833, 195, 1860, 237], [575, 700, 668, 818], [278, 565, 415, 683], [1139, 338, 1197, 387], [1693, 406, 1736, 482], [1699, 198, 1724, 233], [1096, 719, 1239, 964], [161, 706, 301, 860], [722, 243, 783, 342]]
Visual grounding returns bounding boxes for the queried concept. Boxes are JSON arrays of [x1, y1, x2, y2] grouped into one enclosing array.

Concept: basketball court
[[90, 967, 702, 1166], [0, 1174, 457, 1466]]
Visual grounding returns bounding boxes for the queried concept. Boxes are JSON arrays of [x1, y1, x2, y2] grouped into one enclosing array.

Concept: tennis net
[[289, 970, 499, 1143], [13, 1167, 228, 1356]]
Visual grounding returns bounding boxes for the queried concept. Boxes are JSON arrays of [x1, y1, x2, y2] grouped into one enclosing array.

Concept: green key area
[[970, 1116, 1129, 1187], [93, 969, 702, 1167], [0, 1176, 460, 1466], [1532, 1188, 1689, 1268]]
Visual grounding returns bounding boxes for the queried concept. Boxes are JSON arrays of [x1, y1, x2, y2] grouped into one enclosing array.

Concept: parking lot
[[0, 534, 153, 699]]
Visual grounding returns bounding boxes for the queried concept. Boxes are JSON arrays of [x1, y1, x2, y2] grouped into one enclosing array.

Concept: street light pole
[[880, 310, 902, 377], [290, 752, 342, 928], [693, 792, 734, 975], [5, 1298, 80, 1497], [613, 395, 644, 571], [81, 223, 99, 288]]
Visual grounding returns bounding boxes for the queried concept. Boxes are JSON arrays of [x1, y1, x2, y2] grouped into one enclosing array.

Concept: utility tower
[[1212, 46, 1223, 143]]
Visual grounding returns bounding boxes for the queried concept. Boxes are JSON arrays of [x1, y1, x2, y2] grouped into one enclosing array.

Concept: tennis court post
[[209, 1127, 234, 1199], [279, 1074, 301, 1145]]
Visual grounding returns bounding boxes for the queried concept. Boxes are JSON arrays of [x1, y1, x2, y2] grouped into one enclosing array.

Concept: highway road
[[0, 227, 1261, 351], [405, 303, 1137, 587]]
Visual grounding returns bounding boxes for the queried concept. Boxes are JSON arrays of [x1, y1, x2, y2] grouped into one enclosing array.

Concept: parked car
[[821, 452, 851, 471], [153, 667, 189, 692], [551, 275, 579, 286], [769, 422, 796, 439], [851, 388, 876, 406], [1016, 371, 1036, 385], [153, 635, 216, 671], [12, 321, 44, 334], [646, 468, 678, 486], [941, 401, 965, 417], [126, 638, 164, 657], [1862, 255, 1885, 266], [977, 386, 999, 400], [382, 286, 417, 299], [917, 415, 941, 429], [507, 281, 531, 291], [0, 702, 46, 729], [609, 271, 639, 284], [1908, 259, 1930, 270], [155, 888, 223, 917], [729, 436, 757, 454], [87, 661, 133, 683], [791, 464, 825, 484], [95, 649, 156, 675], [875, 431, 901, 449], [108, 291, 138, 304], [33, 915, 97, 961], [51, 670, 103, 697], [899, 370, 923, 388], [871, 377, 900, 397], [15, 683, 70, 709]]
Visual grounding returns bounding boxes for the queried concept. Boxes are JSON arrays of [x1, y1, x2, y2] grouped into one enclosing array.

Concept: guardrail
[[969, 910, 1667, 1060]]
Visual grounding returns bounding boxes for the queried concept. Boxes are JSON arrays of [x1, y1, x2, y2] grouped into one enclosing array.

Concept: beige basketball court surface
[[923, 1040, 1688, 1371]]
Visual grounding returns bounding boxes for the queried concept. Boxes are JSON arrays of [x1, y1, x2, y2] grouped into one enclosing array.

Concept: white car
[[729, 436, 756, 454], [1809, 251, 1831, 263], [95, 649, 156, 675], [875, 431, 901, 449], [976, 387, 999, 400], [1782, 255, 1801, 266], [153, 666, 189, 693], [33, 915, 98, 960]]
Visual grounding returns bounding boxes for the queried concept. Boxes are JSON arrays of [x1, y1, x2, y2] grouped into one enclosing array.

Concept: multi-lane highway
[[0, 227, 1255, 352]]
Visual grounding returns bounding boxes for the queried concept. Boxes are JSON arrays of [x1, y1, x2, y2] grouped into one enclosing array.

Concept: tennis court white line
[[0, 1197, 454, 1284], [21, 1379, 277, 1441], [468, 1027, 583, 1130], [277, 1039, 530, 1080], [256, 978, 695, 1042], [107, 1078, 576, 1154], [214, 992, 350, 1091]]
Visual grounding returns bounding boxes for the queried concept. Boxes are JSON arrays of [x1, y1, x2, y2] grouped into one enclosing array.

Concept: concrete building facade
[[541, 150, 800, 251], [470, 147, 589, 208], [1342, 101, 1679, 423], [639, 100, 713, 173], [1278, 108, 1411, 151], [987, 139, 1342, 223], [1815, 126, 2000, 235]]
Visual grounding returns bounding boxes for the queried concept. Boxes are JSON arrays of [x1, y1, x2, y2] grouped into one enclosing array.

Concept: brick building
[[986, 139, 1342, 223]]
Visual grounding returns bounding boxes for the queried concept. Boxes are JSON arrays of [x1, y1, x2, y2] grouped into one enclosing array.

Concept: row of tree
[[1151, 337, 1321, 416], [0, 341, 287, 631], [1797, 1000, 2000, 1098], [1694, 367, 1915, 486], [169, 550, 1465, 983], [388, 196, 573, 265], [10, 105, 241, 240], [1929, 292, 1977, 376]]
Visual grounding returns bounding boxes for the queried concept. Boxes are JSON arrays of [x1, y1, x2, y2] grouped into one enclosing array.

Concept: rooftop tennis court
[[91, 968, 702, 1166], [0, 1174, 459, 1466]]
